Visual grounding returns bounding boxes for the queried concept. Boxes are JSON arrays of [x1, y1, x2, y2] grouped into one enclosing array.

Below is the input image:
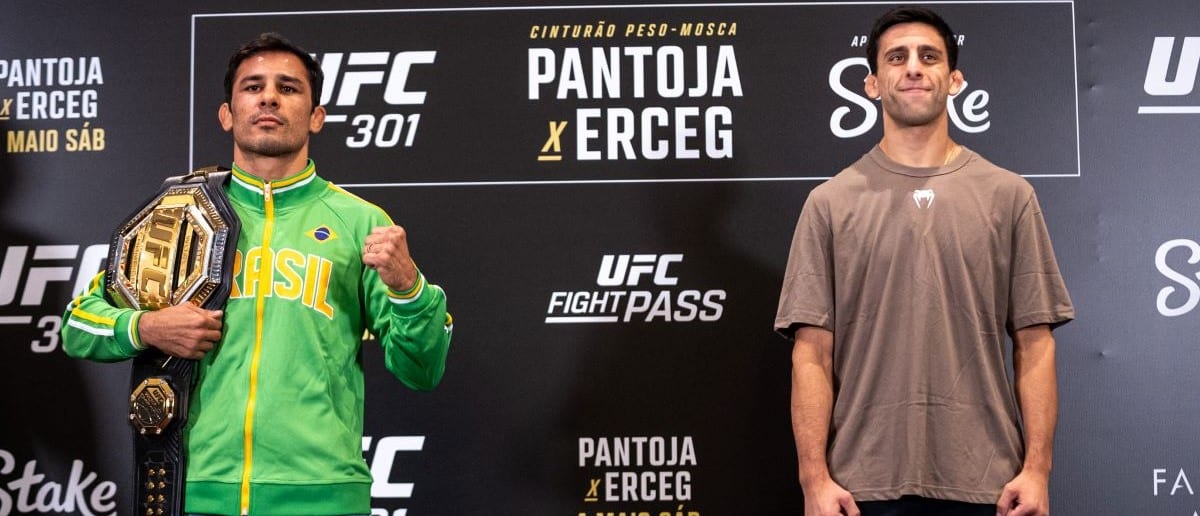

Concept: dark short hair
[[866, 6, 958, 74], [223, 32, 323, 110]]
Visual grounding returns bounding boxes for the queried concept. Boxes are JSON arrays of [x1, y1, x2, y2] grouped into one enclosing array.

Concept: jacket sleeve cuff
[[386, 271, 438, 315], [116, 310, 147, 352]]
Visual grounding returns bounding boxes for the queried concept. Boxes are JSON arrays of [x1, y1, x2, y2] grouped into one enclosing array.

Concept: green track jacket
[[63, 161, 453, 515]]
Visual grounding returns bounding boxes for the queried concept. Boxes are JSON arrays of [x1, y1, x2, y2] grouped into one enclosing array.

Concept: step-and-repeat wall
[[1, 1, 1198, 514]]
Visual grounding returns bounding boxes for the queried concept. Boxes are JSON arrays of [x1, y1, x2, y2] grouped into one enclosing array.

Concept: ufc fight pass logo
[[545, 253, 726, 324]]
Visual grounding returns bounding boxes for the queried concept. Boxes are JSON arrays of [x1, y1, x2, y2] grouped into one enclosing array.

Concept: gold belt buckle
[[129, 378, 177, 435], [106, 170, 236, 310]]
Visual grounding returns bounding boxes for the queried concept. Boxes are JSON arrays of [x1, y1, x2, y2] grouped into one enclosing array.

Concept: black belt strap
[[108, 167, 238, 516], [131, 350, 195, 516]]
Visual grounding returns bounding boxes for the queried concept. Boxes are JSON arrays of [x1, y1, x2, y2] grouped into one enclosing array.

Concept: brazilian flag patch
[[307, 225, 338, 243]]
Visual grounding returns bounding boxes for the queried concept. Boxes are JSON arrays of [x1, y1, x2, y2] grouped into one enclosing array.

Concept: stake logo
[[1155, 238, 1200, 317], [546, 253, 725, 324], [0, 449, 118, 516]]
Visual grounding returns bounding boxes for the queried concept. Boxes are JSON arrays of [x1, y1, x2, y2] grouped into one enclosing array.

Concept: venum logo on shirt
[[913, 189, 936, 209]]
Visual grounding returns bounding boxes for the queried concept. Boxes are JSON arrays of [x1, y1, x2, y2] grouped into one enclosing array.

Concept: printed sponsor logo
[[314, 51, 436, 150], [577, 436, 700, 516], [545, 253, 725, 324], [363, 435, 425, 516], [912, 188, 935, 209], [1150, 467, 1200, 516], [0, 56, 108, 154], [0, 244, 106, 353], [1154, 467, 1194, 497], [1154, 239, 1200, 317], [1140, 37, 1200, 114], [0, 449, 118, 516]]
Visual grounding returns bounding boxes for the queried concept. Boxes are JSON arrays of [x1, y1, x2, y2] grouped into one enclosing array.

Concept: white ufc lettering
[[317, 51, 437, 106], [362, 435, 424, 499], [1145, 37, 1200, 96], [0, 244, 106, 306], [596, 254, 683, 287]]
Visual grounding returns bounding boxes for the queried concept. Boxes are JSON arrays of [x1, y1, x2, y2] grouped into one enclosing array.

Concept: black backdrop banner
[[2, 1, 1199, 515]]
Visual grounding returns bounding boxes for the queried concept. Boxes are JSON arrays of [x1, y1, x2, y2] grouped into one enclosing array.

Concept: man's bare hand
[[138, 303, 223, 359], [996, 470, 1050, 516], [803, 477, 860, 516], [362, 225, 419, 292]]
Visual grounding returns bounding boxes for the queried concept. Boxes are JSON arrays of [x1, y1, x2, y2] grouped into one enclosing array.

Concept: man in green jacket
[[62, 33, 453, 515]]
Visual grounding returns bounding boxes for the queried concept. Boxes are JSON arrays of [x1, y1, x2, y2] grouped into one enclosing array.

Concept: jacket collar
[[225, 159, 326, 210]]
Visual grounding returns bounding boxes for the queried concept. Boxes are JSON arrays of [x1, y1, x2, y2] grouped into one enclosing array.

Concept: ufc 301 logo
[[1, 244, 107, 353], [314, 51, 437, 149]]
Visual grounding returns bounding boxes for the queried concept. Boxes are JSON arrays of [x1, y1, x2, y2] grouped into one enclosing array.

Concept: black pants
[[858, 495, 995, 516]]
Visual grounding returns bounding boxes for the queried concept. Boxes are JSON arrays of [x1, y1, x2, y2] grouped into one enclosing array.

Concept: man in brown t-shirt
[[775, 7, 1074, 516]]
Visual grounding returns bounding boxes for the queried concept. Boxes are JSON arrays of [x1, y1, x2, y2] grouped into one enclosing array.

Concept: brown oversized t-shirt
[[775, 145, 1074, 503]]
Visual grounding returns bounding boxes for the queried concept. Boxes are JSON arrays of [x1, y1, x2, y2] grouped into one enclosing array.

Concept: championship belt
[[105, 166, 239, 516]]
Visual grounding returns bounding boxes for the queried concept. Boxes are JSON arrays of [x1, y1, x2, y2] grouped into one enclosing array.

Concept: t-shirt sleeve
[[774, 191, 836, 339], [1008, 191, 1075, 331]]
